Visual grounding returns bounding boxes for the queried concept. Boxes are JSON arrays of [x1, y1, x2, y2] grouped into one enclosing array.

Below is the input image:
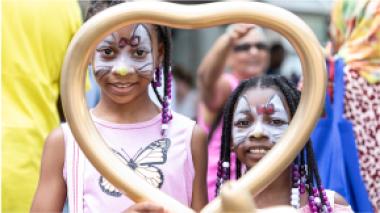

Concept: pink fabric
[[63, 111, 195, 212], [197, 73, 239, 201], [299, 190, 353, 213]]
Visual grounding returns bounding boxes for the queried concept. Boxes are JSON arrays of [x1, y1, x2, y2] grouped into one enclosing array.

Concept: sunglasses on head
[[233, 42, 268, 52]]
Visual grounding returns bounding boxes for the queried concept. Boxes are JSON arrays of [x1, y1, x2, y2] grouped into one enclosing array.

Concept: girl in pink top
[[216, 75, 353, 213], [197, 24, 270, 201], [31, 1, 207, 212]]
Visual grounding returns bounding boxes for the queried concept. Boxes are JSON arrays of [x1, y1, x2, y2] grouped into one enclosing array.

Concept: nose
[[248, 46, 260, 55], [111, 57, 136, 76], [248, 123, 268, 141], [112, 65, 135, 76]]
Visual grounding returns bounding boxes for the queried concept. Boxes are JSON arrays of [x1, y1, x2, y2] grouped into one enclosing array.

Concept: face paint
[[115, 66, 129, 76], [93, 24, 155, 78], [232, 94, 289, 147]]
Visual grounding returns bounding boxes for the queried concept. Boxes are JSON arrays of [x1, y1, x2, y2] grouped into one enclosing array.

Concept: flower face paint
[[232, 93, 290, 148], [93, 24, 156, 80]]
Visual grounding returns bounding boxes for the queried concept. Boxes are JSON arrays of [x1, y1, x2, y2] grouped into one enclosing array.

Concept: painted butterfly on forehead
[[118, 35, 140, 49], [256, 103, 275, 115]]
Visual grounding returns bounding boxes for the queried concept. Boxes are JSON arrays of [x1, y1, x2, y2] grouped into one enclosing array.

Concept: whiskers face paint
[[232, 94, 289, 147], [92, 24, 156, 79]]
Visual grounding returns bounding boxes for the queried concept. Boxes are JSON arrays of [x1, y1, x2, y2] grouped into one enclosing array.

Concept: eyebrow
[[101, 40, 115, 45], [102, 33, 117, 44], [235, 109, 251, 114]]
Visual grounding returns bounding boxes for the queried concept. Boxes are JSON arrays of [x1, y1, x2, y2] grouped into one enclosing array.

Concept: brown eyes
[[96, 47, 148, 59], [96, 47, 115, 58], [270, 119, 287, 126], [234, 118, 287, 127], [235, 120, 250, 127], [132, 49, 148, 58]]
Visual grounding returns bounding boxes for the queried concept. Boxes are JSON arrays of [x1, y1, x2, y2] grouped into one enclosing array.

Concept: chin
[[245, 161, 258, 170], [241, 69, 264, 79], [109, 95, 137, 105]]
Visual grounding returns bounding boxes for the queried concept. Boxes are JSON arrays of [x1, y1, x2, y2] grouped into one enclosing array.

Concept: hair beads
[[216, 76, 332, 212]]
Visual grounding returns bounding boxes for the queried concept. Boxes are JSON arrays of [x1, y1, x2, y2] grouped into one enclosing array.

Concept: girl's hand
[[225, 24, 256, 44], [123, 201, 169, 213]]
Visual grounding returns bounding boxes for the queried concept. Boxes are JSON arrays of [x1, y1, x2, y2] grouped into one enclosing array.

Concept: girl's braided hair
[[216, 75, 325, 208]]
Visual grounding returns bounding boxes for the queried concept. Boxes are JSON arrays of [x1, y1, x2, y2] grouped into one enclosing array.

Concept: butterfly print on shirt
[[99, 138, 171, 197]]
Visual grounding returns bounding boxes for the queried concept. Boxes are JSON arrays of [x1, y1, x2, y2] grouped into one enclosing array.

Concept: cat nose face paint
[[232, 93, 290, 148], [114, 66, 129, 76], [93, 24, 155, 79]]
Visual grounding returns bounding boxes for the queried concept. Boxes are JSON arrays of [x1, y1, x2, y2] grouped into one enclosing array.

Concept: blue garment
[[86, 67, 100, 108], [311, 58, 372, 212]]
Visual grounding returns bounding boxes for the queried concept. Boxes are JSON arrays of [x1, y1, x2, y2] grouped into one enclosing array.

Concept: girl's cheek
[[264, 124, 289, 143]]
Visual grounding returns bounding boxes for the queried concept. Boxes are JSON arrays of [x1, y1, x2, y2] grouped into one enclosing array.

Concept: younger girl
[[216, 75, 352, 212], [31, 1, 208, 212]]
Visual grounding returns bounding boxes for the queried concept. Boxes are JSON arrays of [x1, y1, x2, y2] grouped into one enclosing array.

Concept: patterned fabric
[[344, 69, 380, 210], [330, 0, 380, 84], [329, 0, 380, 210]]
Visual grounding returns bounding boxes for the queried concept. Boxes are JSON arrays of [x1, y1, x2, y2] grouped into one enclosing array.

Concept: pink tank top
[[197, 73, 239, 201], [62, 111, 196, 213]]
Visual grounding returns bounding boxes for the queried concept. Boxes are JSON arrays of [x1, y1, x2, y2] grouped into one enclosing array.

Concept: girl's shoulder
[[299, 190, 353, 213], [60, 122, 75, 143], [170, 111, 196, 127], [169, 111, 198, 145], [327, 190, 353, 212], [45, 126, 65, 150]]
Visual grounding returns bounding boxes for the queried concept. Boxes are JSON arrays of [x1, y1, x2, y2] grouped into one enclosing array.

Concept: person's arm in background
[[190, 125, 209, 211], [196, 24, 253, 112]]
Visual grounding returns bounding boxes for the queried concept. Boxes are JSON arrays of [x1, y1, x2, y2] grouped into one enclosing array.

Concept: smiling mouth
[[113, 83, 133, 88], [107, 82, 138, 94], [110, 82, 136, 88], [248, 148, 269, 155]]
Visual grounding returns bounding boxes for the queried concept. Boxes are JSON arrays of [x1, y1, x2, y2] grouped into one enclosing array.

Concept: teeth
[[249, 149, 267, 154], [114, 83, 130, 88]]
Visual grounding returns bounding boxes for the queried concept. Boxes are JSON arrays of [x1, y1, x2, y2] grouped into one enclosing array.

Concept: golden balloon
[[61, 2, 326, 212]]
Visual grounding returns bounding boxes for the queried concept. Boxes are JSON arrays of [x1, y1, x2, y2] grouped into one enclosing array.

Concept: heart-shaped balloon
[[61, 2, 326, 212]]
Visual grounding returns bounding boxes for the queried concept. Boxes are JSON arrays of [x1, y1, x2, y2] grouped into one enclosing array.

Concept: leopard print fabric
[[344, 68, 380, 211]]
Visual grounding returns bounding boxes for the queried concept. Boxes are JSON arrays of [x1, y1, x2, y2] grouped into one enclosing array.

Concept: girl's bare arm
[[30, 127, 66, 212]]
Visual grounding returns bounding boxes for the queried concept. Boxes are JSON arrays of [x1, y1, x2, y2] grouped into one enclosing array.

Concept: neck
[[93, 90, 160, 123], [232, 71, 263, 82], [253, 167, 293, 208]]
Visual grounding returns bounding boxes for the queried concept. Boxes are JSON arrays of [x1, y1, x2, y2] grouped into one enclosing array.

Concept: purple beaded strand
[[160, 67, 173, 136], [153, 67, 162, 88]]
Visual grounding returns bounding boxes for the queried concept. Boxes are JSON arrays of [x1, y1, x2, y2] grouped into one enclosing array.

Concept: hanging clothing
[[328, 0, 380, 210], [311, 58, 373, 212], [2, 1, 82, 212], [330, 0, 380, 84], [343, 68, 380, 210]]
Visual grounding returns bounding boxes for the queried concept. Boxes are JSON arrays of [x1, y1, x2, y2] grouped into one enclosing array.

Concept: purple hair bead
[[299, 185, 306, 194]]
